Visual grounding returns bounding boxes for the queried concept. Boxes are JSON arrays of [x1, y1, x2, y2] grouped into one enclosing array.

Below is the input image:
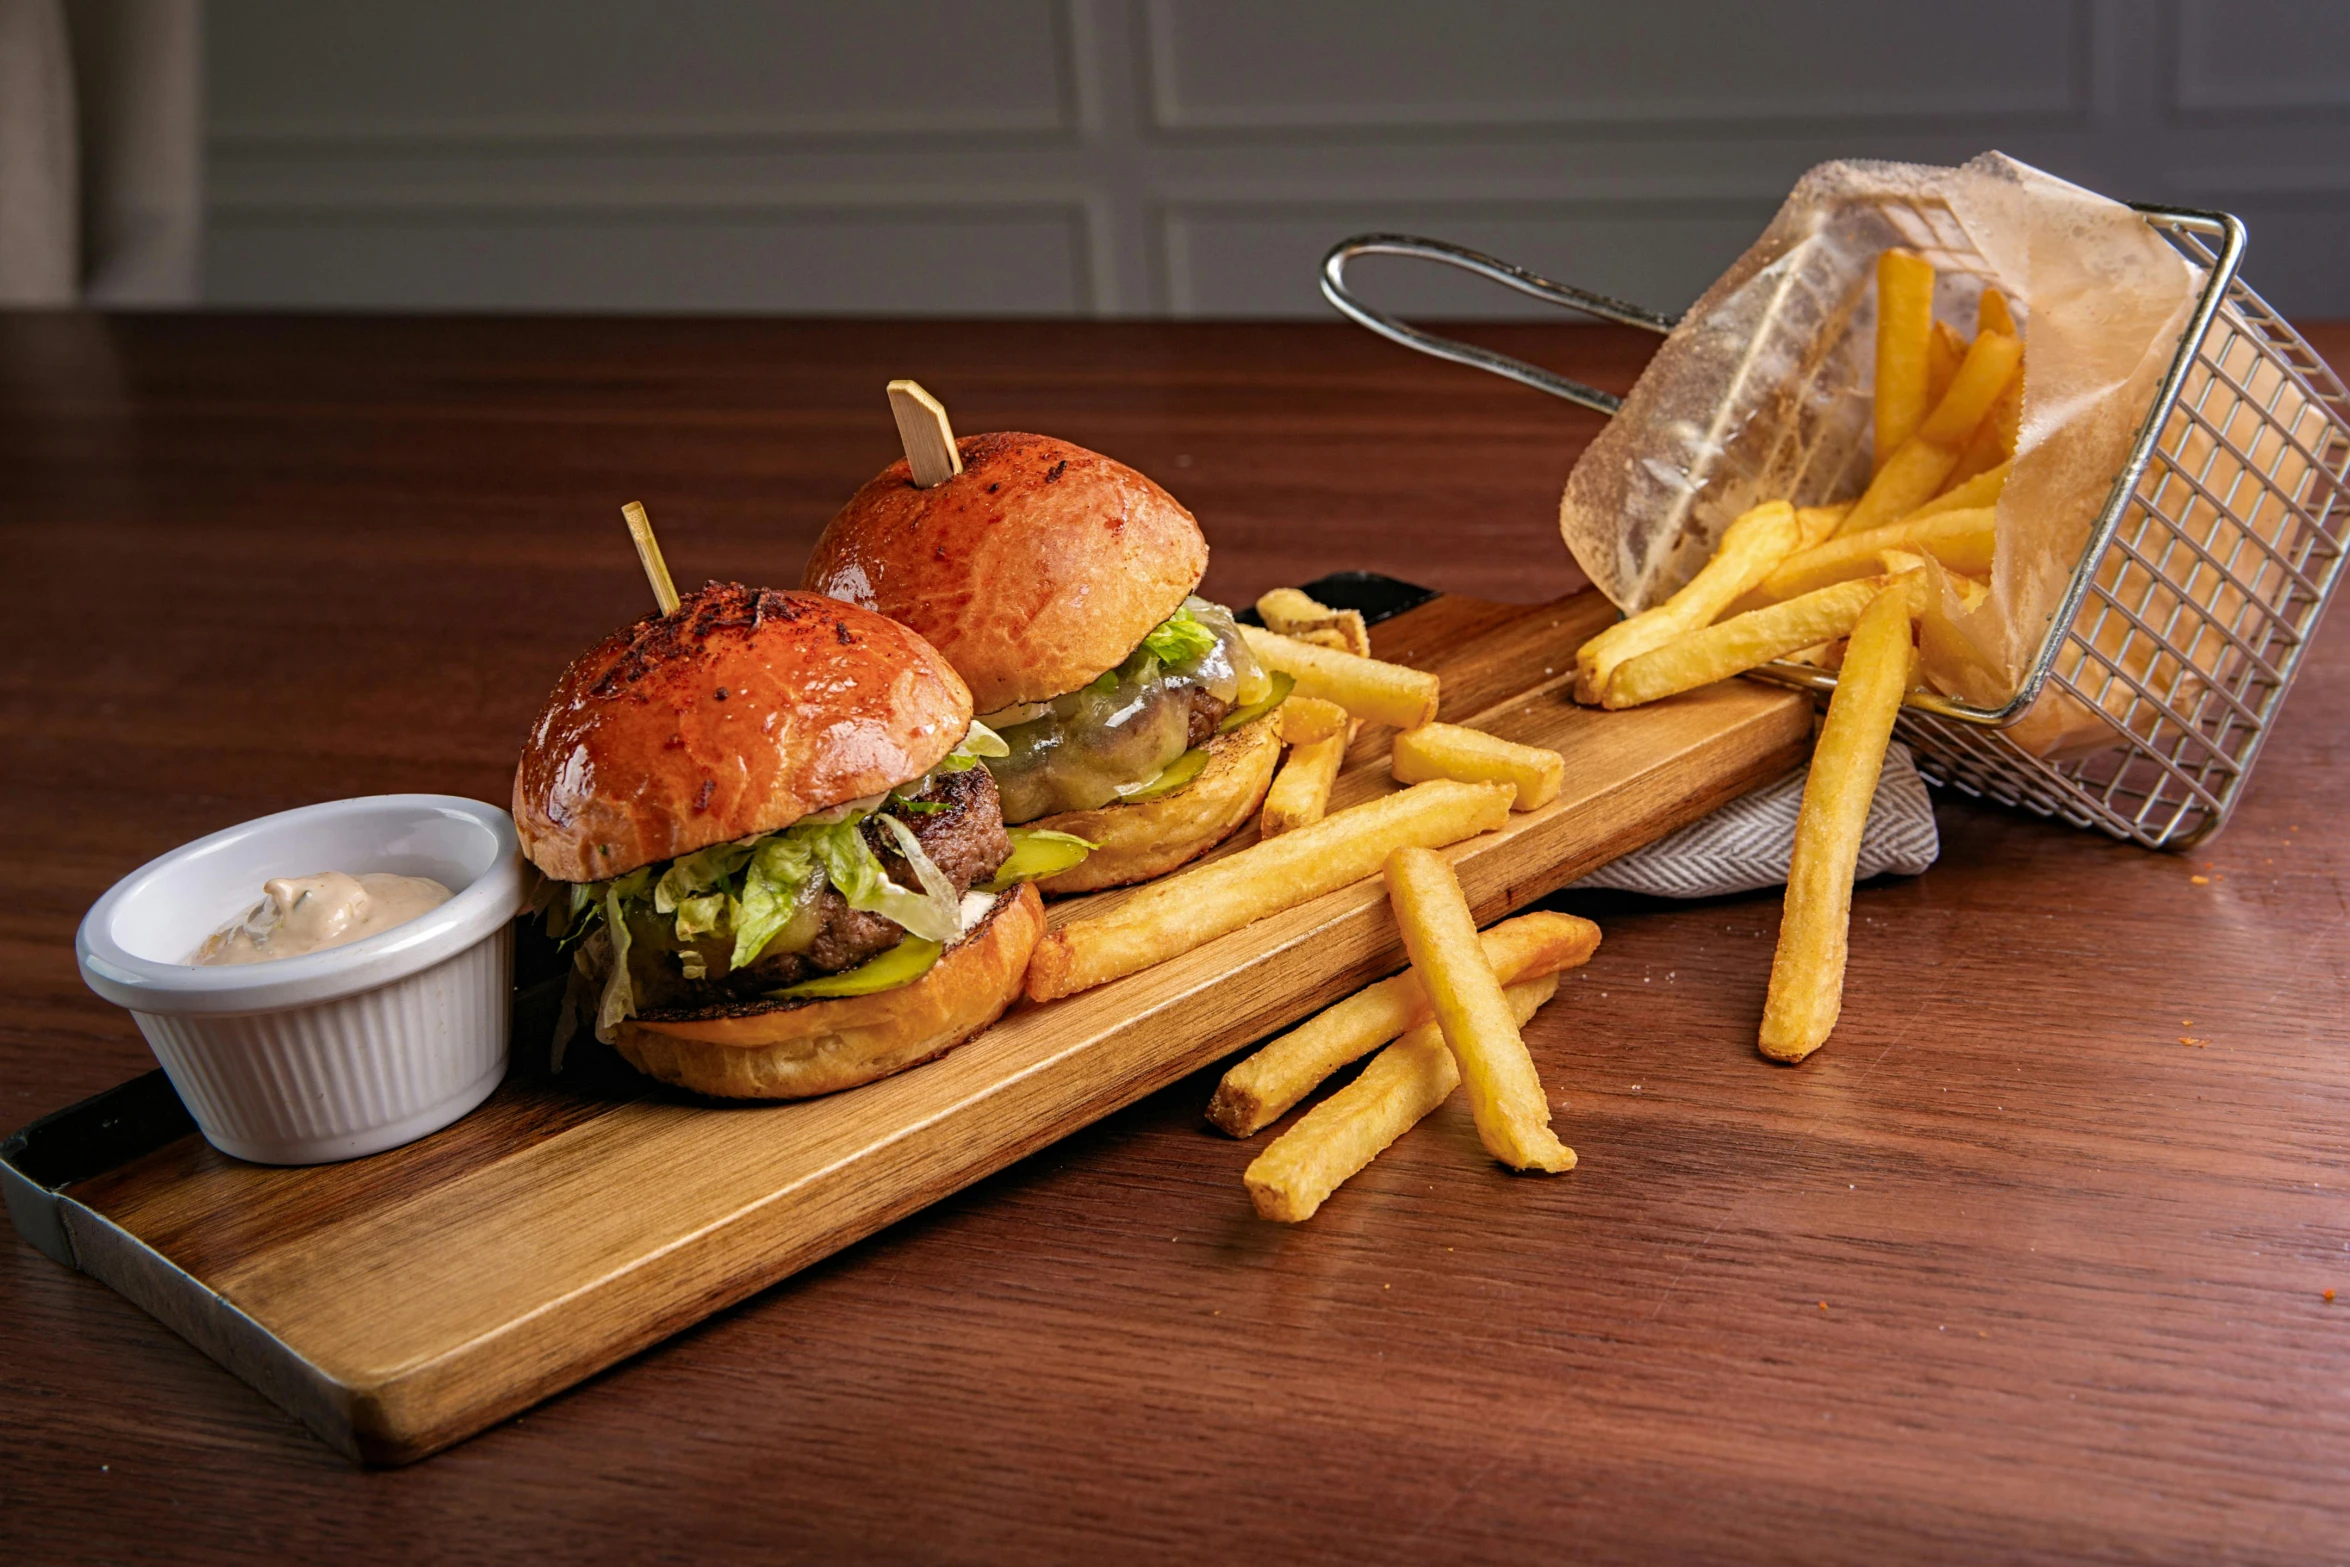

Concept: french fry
[[1390, 722, 1565, 810], [1384, 847, 1574, 1172], [1759, 507, 1995, 601], [1279, 695, 1350, 746], [1260, 734, 1344, 837], [1256, 587, 1371, 658], [1574, 500, 1802, 702], [1025, 780, 1511, 1001], [1926, 320, 1967, 409], [1602, 578, 1883, 709], [1836, 331, 2023, 537], [1977, 286, 2016, 338], [1207, 910, 1601, 1137], [1946, 361, 2024, 489], [1884, 550, 1993, 617], [1873, 250, 1937, 473], [1244, 974, 1558, 1222], [1239, 625, 1439, 731], [1759, 583, 1914, 1061], [1796, 503, 1852, 548], [1915, 458, 2009, 517]]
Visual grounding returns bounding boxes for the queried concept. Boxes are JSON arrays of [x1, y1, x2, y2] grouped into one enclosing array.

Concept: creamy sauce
[[191, 871, 453, 965]]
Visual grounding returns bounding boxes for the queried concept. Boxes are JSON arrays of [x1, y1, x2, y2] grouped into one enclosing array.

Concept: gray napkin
[[1572, 742, 1939, 898]]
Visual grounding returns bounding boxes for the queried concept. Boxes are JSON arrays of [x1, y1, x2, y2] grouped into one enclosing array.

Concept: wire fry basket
[[1322, 210, 2350, 849]]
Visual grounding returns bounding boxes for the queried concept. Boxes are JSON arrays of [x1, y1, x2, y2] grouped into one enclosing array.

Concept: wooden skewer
[[621, 500, 680, 615], [887, 379, 963, 488]]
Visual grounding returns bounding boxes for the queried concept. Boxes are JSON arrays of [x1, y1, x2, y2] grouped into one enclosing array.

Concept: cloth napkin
[[1572, 742, 1939, 899]]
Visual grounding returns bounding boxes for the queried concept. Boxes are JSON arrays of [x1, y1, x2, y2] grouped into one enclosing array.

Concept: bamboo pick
[[621, 500, 680, 615], [887, 379, 963, 488]]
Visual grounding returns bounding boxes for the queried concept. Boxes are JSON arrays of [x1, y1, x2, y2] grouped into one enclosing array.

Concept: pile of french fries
[[1220, 852, 1595, 1222], [1028, 589, 1571, 1002], [1017, 588, 1592, 1221], [1575, 249, 2025, 1062]]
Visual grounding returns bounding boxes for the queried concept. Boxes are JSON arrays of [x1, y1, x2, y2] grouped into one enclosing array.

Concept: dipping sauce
[[191, 872, 453, 966]]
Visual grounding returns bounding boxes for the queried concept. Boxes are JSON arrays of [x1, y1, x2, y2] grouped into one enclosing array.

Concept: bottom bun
[[613, 882, 1043, 1100], [1028, 713, 1282, 894]]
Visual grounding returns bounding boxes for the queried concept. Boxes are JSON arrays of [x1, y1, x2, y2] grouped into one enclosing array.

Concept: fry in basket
[[1256, 587, 1372, 658], [1575, 500, 1802, 702], [1384, 847, 1574, 1172], [1925, 320, 1968, 409], [1873, 250, 1937, 472], [1244, 974, 1558, 1222], [1025, 780, 1511, 1001], [1390, 722, 1565, 810], [1279, 695, 1351, 746], [1796, 503, 1853, 547], [1837, 330, 2023, 537], [1208, 909, 1600, 1136], [1602, 577, 1883, 709], [1759, 582, 1915, 1061], [1977, 286, 2016, 337], [1261, 733, 1345, 837], [1882, 549, 1992, 616], [1759, 506, 1994, 601], [1914, 458, 2009, 519], [1948, 360, 2025, 488], [1239, 625, 1439, 730]]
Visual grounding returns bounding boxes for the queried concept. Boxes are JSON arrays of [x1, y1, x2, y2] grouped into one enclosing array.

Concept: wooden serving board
[[0, 581, 1811, 1464]]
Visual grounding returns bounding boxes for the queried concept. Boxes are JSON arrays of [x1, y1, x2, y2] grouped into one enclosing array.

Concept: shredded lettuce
[[567, 738, 993, 1033], [933, 718, 1009, 773], [819, 816, 962, 944], [1141, 605, 1219, 668], [653, 838, 757, 916], [961, 718, 1010, 758], [594, 868, 652, 1041], [731, 832, 823, 969]]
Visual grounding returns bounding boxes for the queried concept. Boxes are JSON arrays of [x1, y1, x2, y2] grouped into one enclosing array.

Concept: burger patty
[[632, 764, 1011, 1014], [1182, 684, 1232, 749]]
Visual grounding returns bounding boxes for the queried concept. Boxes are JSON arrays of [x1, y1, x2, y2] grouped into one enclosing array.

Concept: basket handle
[[1319, 234, 1678, 416]]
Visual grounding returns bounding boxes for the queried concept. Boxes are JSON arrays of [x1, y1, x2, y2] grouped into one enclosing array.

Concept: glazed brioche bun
[[804, 432, 1209, 712], [515, 582, 972, 883], [613, 884, 1042, 1099], [1024, 713, 1281, 895]]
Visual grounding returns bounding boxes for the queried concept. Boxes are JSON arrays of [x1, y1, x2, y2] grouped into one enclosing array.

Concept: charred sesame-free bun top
[[802, 432, 1209, 713], [514, 582, 972, 883]]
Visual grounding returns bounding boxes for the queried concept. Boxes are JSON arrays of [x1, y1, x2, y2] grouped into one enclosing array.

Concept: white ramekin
[[75, 795, 526, 1166]]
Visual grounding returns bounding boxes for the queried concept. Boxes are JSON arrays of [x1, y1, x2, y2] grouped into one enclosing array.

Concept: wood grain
[[4, 315, 2349, 1563], [47, 593, 1808, 1463]]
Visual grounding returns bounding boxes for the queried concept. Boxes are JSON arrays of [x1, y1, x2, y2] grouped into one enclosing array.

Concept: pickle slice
[[1217, 669, 1295, 733], [768, 935, 941, 1000], [983, 827, 1097, 891], [1120, 745, 1209, 802]]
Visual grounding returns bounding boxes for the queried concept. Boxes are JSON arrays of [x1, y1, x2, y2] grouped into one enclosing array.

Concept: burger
[[515, 580, 1043, 1099], [802, 433, 1291, 893]]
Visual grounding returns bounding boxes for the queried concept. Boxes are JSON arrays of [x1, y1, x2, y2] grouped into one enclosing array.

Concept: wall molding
[[2168, 0, 2350, 123], [210, 0, 1089, 152], [1140, 0, 2097, 138]]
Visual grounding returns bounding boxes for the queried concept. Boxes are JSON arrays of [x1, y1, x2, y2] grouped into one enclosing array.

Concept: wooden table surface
[[3, 313, 2346, 1564]]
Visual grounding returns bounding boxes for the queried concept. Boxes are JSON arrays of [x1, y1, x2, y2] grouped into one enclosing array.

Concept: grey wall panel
[[210, 0, 1076, 142], [1146, 0, 2089, 130], [205, 205, 1094, 314], [2172, 0, 2350, 115], [198, 0, 2350, 318]]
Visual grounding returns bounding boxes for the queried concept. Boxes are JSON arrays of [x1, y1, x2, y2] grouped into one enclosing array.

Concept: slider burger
[[804, 433, 1290, 893], [515, 581, 1043, 1099]]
